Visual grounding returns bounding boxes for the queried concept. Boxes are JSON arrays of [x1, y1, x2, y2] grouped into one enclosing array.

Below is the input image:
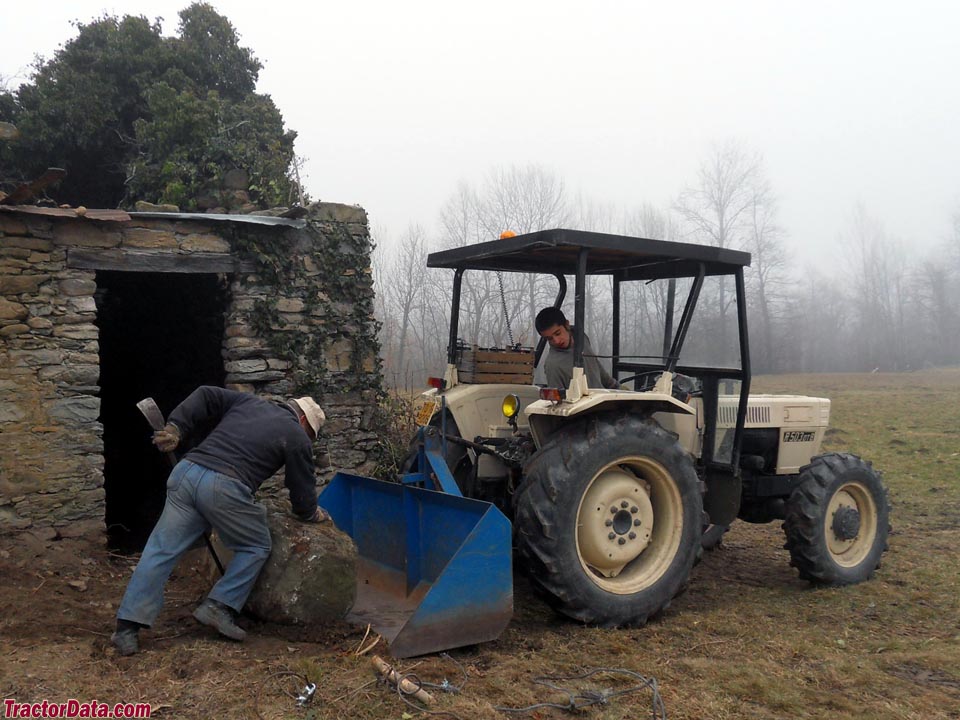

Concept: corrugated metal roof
[[130, 211, 306, 229], [0, 206, 307, 229]]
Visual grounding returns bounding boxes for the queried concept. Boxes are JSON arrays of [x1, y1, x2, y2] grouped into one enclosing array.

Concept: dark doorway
[[95, 271, 228, 551]]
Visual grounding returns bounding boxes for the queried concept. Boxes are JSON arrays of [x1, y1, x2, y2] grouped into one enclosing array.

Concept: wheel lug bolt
[[618, 538, 626, 545], [629, 532, 636, 540], [620, 501, 628, 509], [610, 507, 617, 514], [608, 532, 616, 540], [605, 520, 613, 527], [631, 506, 638, 513], [634, 519, 641, 526]]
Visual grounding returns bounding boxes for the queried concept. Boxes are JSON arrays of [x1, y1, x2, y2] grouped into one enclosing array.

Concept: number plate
[[415, 399, 439, 426]]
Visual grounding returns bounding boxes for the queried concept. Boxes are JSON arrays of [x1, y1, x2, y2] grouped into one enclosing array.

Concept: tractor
[[404, 228, 891, 628]]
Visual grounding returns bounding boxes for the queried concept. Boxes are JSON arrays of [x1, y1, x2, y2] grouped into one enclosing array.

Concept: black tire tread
[[783, 452, 891, 585], [514, 412, 702, 627]]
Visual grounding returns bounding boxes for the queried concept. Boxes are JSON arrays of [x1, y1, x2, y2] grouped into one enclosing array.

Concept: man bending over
[[111, 386, 327, 655]]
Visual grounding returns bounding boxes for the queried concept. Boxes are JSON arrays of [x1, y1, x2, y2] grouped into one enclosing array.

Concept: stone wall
[[0, 203, 383, 531]]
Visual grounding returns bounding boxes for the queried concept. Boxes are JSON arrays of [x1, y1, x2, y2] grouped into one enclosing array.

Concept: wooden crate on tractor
[[456, 346, 534, 384]]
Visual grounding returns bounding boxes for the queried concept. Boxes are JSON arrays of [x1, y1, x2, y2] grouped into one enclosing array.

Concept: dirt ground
[[0, 521, 802, 720], [2, 370, 959, 720], [2, 520, 955, 720]]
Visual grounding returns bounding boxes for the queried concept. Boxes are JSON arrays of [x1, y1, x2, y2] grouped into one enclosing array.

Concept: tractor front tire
[[783, 453, 890, 585], [513, 413, 703, 627]]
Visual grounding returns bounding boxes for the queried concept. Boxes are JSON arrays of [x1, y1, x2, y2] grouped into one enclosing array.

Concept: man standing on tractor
[[110, 386, 329, 656], [536, 307, 619, 390]]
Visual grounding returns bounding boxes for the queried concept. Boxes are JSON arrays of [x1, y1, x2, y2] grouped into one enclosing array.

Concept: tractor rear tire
[[783, 453, 890, 585], [513, 413, 703, 627]]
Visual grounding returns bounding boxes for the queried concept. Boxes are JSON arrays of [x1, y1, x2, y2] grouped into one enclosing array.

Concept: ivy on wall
[[231, 218, 383, 401]]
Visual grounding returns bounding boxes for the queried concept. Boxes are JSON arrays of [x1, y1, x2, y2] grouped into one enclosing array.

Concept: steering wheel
[[618, 371, 702, 402], [617, 371, 662, 391]]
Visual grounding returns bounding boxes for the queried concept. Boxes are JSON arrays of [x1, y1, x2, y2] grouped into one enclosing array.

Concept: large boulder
[[207, 509, 357, 625]]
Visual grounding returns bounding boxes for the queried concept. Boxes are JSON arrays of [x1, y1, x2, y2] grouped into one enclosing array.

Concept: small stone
[[58, 278, 96, 296], [67, 579, 88, 592], [276, 298, 305, 313], [134, 201, 180, 213], [310, 202, 367, 225], [0, 274, 49, 294], [0, 299, 28, 321], [224, 358, 268, 373], [181, 234, 231, 253], [122, 228, 178, 249], [52, 223, 119, 248], [0, 324, 29, 337]]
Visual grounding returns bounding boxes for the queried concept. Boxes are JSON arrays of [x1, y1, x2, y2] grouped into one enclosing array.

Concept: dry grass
[[1, 369, 959, 719]]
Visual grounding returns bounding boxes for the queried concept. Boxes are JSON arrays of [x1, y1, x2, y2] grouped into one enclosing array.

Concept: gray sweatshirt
[[542, 331, 617, 389]]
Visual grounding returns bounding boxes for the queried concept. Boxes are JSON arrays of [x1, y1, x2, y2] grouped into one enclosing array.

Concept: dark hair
[[535, 306, 568, 333]]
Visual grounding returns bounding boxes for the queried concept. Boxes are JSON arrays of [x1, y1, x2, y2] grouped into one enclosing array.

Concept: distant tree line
[[3, 9, 955, 382], [374, 145, 960, 388], [0, 3, 299, 210]]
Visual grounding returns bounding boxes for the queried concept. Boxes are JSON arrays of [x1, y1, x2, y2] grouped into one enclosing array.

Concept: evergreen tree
[[0, 3, 297, 210]]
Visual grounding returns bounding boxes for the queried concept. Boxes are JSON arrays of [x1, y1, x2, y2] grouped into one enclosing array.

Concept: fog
[[3, 1, 958, 270]]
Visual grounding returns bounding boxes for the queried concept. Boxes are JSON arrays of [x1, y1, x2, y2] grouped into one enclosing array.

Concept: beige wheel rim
[[576, 456, 683, 594], [825, 481, 878, 567]]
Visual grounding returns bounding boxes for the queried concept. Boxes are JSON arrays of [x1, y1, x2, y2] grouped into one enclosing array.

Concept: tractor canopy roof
[[427, 228, 751, 280]]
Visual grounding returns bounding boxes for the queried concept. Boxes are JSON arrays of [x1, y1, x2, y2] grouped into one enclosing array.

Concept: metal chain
[[496, 270, 515, 347]]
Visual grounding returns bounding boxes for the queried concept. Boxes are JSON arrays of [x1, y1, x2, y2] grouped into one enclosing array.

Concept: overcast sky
[[3, 1, 959, 271]]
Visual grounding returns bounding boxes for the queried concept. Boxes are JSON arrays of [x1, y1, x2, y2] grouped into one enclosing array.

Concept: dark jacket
[[167, 386, 317, 520]]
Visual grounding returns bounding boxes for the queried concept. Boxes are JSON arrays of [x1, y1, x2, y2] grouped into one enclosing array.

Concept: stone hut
[[0, 203, 383, 548]]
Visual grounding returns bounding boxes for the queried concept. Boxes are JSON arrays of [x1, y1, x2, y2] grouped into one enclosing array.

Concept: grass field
[[1, 369, 958, 719]]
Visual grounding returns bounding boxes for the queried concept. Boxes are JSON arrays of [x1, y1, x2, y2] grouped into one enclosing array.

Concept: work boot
[[192, 598, 246, 641], [111, 619, 140, 656]]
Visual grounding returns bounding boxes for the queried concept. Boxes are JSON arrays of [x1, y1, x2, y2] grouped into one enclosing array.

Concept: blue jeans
[[117, 459, 272, 627]]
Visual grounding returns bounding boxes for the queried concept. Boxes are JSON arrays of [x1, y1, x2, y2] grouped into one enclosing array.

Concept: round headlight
[[502, 393, 520, 419]]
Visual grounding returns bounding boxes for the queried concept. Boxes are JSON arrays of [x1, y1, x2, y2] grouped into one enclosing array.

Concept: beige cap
[[292, 396, 325, 435]]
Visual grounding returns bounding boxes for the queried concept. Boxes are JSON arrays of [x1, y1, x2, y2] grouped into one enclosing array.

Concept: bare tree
[[287, 152, 309, 206], [674, 141, 765, 361], [438, 166, 572, 350], [842, 206, 909, 371], [615, 204, 681, 363], [382, 225, 430, 385], [439, 186, 498, 347], [745, 182, 789, 372], [913, 259, 959, 366], [369, 222, 399, 379], [478, 165, 571, 345], [674, 141, 761, 251], [780, 272, 851, 372]]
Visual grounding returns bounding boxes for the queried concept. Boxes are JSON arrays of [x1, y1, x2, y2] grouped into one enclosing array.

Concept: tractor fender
[[525, 392, 696, 451]]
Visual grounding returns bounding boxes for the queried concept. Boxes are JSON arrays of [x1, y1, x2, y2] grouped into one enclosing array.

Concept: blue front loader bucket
[[318, 471, 513, 657]]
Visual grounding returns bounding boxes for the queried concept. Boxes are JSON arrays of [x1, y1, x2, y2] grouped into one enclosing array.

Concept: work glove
[[153, 423, 181, 452]]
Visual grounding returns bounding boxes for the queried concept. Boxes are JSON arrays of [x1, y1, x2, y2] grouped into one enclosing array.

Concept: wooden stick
[[371, 655, 434, 706]]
